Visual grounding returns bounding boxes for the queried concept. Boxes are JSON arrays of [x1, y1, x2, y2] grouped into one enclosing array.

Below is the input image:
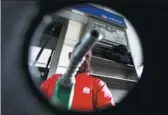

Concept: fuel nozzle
[[52, 29, 103, 110]]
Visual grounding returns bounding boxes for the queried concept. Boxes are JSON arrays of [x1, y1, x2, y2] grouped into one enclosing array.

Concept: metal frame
[[47, 19, 69, 78], [32, 37, 51, 66], [53, 9, 88, 24]]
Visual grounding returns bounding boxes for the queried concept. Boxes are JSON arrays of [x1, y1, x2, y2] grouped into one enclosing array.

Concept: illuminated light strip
[[71, 9, 86, 16]]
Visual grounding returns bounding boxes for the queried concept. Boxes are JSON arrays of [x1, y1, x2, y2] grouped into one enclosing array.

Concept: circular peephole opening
[[27, 3, 144, 113]]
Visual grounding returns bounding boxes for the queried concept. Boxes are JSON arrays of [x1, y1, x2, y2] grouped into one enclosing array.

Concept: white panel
[[29, 46, 41, 62], [35, 63, 47, 68], [52, 20, 86, 75], [71, 9, 86, 16], [136, 65, 144, 77], [29, 46, 52, 65], [54, 10, 88, 24], [124, 19, 144, 78], [65, 20, 85, 43], [56, 67, 67, 74], [57, 45, 73, 67], [64, 39, 78, 47], [37, 49, 52, 64], [110, 89, 128, 103]]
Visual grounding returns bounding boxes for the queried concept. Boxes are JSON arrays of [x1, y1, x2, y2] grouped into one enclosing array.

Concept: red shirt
[[40, 73, 115, 111]]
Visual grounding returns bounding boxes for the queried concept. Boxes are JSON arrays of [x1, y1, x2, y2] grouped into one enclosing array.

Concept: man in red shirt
[[40, 43, 115, 112]]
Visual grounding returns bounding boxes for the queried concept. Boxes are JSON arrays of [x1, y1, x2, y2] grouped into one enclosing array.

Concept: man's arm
[[40, 76, 53, 96], [94, 79, 115, 110], [40, 74, 60, 98]]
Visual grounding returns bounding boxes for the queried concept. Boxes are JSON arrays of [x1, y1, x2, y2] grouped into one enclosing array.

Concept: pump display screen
[[91, 19, 127, 46]]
